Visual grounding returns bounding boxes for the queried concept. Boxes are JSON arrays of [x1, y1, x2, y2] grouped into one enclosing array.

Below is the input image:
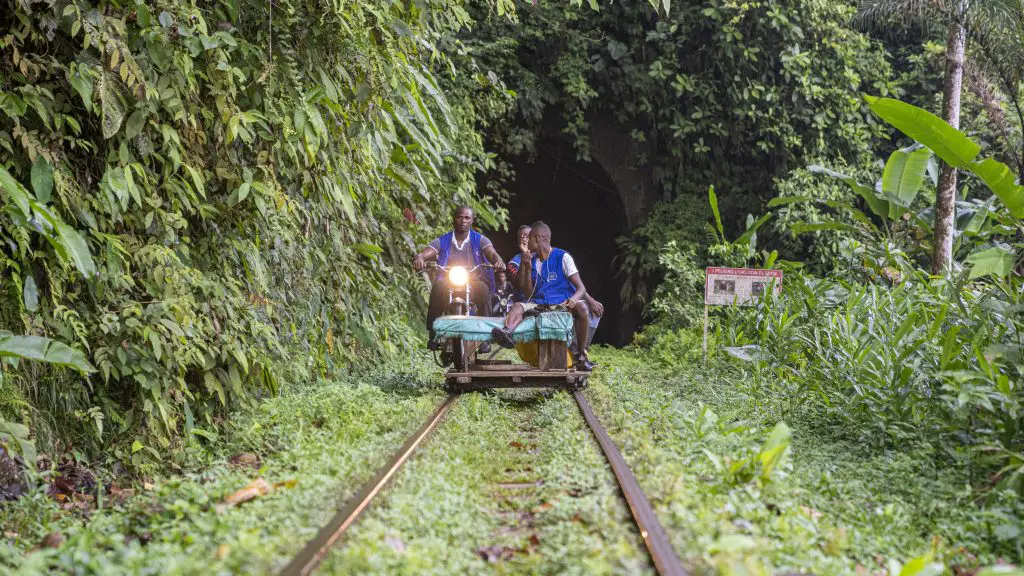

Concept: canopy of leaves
[[0, 0, 510, 461]]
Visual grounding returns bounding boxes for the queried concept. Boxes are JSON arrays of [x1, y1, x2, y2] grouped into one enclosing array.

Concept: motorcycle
[[427, 262, 493, 369]]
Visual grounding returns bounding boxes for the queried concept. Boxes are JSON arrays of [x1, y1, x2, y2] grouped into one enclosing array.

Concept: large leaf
[[708, 185, 724, 242], [865, 96, 980, 168], [0, 165, 31, 217], [965, 246, 1016, 279], [866, 96, 1024, 218], [56, 220, 96, 278], [881, 145, 930, 213], [23, 275, 38, 312], [0, 332, 95, 373], [971, 158, 1024, 217], [735, 213, 772, 246], [808, 164, 890, 218], [30, 155, 53, 204]]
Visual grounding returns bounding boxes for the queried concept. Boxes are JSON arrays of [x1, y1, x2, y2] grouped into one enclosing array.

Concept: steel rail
[[572, 390, 690, 576], [279, 393, 459, 576]]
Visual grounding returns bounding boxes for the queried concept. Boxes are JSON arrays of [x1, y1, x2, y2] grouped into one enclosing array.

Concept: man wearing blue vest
[[412, 206, 505, 348], [491, 221, 596, 370]]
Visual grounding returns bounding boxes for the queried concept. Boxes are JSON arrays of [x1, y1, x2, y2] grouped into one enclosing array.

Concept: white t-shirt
[[534, 252, 578, 277]]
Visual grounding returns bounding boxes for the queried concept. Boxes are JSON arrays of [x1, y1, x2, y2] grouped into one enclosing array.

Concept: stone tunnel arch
[[490, 139, 642, 346]]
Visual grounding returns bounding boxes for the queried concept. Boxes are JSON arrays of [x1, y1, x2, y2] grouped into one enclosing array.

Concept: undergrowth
[[0, 363, 442, 575], [587, 346, 1022, 574]]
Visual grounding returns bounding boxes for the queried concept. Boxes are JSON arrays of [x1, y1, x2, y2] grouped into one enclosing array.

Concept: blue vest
[[528, 249, 575, 305], [436, 230, 494, 289]]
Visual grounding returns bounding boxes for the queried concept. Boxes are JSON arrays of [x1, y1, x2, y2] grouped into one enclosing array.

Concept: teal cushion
[[433, 312, 573, 342]]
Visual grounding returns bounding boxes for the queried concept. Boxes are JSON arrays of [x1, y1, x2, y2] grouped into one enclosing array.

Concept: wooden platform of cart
[[444, 340, 590, 392], [446, 359, 590, 391]]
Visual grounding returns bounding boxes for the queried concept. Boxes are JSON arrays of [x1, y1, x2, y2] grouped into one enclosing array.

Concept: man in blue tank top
[[492, 221, 596, 370], [412, 206, 505, 348]]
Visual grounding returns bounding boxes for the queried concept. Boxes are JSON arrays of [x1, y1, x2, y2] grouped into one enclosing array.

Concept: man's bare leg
[[571, 302, 590, 353], [571, 302, 595, 370]]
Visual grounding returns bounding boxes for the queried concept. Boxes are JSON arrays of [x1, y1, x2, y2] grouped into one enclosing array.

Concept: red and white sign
[[705, 267, 782, 306]]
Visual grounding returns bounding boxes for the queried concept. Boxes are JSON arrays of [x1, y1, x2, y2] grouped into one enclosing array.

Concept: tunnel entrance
[[490, 141, 640, 346]]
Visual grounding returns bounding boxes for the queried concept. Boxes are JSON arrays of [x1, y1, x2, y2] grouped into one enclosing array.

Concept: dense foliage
[[0, 0, 511, 465]]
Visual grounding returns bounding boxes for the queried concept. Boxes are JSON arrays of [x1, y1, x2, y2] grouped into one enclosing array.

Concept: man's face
[[528, 229, 540, 251], [518, 227, 531, 247], [453, 208, 473, 233]]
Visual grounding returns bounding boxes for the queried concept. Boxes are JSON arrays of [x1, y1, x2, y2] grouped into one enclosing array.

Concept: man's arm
[[482, 244, 506, 271], [584, 294, 604, 317], [412, 245, 438, 272], [565, 273, 587, 309], [517, 252, 533, 295]]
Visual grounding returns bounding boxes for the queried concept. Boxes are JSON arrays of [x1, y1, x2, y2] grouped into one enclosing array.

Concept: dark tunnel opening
[[489, 141, 641, 346]]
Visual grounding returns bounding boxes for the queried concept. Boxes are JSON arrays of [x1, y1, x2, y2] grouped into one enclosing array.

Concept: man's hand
[[412, 255, 425, 272], [494, 260, 506, 272], [564, 298, 578, 311], [589, 298, 604, 317]]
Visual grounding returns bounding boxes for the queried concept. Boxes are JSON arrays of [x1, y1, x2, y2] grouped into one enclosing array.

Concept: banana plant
[[865, 97, 1023, 280]]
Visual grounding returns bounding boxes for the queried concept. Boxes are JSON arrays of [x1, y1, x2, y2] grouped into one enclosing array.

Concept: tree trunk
[[932, 4, 968, 275]]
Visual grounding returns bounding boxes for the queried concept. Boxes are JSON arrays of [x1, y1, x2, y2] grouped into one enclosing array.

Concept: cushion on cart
[[432, 312, 573, 342]]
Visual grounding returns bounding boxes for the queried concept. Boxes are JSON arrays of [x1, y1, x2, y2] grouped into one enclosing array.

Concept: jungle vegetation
[[0, 0, 1023, 570]]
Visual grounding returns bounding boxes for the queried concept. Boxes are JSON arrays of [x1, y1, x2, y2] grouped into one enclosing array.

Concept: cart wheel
[[452, 338, 467, 372]]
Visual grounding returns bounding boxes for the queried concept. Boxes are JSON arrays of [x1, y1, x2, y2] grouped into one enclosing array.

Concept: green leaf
[[735, 213, 771, 246], [971, 158, 1024, 218], [865, 96, 980, 169], [131, 440, 143, 453], [23, 275, 38, 312], [708, 185, 724, 242], [31, 156, 54, 203], [0, 331, 94, 373], [0, 165, 31, 216], [758, 421, 791, 480], [99, 74, 124, 139], [808, 164, 890, 218], [881, 145, 930, 212], [350, 243, 384, 258], [55, 220, 96, 278], [965, 246, 1016, 279]]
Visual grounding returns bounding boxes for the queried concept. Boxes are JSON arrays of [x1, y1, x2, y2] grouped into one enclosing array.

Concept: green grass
[[320, 390, 652, 575], [3, 348, 1019, 575], [585, 346, 1022, 575], [1, 368, 442, 575]]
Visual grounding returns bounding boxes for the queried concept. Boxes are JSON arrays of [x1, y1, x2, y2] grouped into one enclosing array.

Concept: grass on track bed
[[321, 389, 652, 575]]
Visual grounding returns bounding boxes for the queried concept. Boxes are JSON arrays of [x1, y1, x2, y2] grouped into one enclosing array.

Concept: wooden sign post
[[703, 267, 783, 364]]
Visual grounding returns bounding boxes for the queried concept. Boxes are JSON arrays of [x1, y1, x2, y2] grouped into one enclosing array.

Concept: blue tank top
[[529, 249, 575, 305]]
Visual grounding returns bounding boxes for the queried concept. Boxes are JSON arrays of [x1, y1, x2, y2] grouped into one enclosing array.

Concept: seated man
[[412, 205, 505, 348], [506, 224, 533, 303], [509, 222, 604, 354], [491, 221, 595, 370]]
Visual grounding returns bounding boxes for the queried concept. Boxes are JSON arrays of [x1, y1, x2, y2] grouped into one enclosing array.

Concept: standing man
[[492, 221, 595, 370], [412, 206, 505, 348]]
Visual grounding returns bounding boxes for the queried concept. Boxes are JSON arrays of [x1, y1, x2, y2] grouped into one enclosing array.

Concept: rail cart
[[432, 312, 590, 393]]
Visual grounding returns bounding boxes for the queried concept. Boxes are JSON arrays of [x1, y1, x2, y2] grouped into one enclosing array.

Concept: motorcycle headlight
[[448, 266, 469, 287]]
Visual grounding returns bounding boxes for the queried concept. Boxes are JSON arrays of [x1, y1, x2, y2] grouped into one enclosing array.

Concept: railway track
[[278, 390, 688, 576]]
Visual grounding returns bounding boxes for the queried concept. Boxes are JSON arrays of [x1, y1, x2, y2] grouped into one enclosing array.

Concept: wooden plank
[[474, 363, 532, 372], [537, 340, 568, 371], [448, 375, 588, 392], [447, 370, 588, 379]]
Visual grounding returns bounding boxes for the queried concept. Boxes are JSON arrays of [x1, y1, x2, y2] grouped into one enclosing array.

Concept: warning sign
[[705, 267, 782, 306]]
